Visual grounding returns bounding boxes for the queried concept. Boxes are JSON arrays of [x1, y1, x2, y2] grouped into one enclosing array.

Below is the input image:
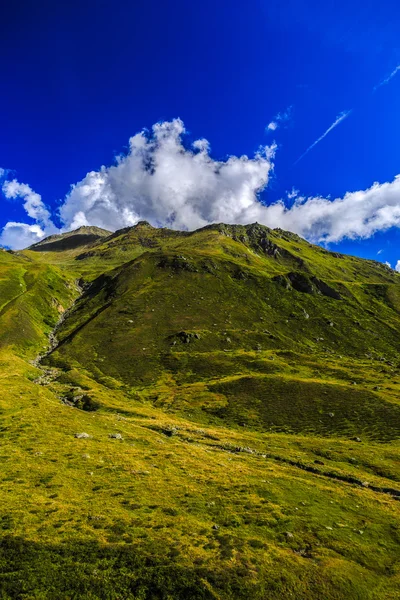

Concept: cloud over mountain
[[59, 119, 275, 232], [2, 118, 400, 250], [1, 180, 57, 249]]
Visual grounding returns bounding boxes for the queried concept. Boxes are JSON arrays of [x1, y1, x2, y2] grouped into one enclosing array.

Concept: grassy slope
[[0, 224, 399, 599]]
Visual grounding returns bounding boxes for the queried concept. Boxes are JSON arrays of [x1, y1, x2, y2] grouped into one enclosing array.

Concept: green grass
[[0, 222, 399, 599]]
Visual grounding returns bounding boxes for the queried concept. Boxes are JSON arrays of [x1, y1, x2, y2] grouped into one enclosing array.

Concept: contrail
[[374, 65, 400, 91], [294, 110, 352, 165]]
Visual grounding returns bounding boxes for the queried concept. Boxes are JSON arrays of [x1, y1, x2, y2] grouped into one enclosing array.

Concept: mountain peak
[[28, 225, 111, 252]]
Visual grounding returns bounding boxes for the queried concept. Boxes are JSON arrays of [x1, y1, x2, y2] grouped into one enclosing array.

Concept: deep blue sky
[[1, 0, 400, 263]]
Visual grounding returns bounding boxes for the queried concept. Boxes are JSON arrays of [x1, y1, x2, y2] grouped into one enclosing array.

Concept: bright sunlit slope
[[0, 222, 399, 600]]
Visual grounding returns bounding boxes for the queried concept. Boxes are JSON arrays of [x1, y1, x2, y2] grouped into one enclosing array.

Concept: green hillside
[[0, 223, 399, 599]]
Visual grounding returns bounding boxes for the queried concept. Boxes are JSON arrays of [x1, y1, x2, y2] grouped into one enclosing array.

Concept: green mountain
[[1, 222, 399, 599]]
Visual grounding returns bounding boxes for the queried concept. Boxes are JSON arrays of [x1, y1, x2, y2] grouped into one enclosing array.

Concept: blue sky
[[1, 0, 400, 267]]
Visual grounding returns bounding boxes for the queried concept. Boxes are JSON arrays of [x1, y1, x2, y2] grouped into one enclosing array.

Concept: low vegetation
[[0, 223, 399, 599]]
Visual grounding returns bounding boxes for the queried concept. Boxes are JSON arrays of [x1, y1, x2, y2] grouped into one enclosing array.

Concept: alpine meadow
[[0, 221, 399, 599]]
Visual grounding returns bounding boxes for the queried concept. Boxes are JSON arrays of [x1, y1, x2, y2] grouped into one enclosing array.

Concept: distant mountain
[[0, 222, 399, 600], [29, 225, 111, 252]]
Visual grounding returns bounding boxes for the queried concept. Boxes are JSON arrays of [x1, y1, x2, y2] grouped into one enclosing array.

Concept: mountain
[[28, 225, 111, 252], [1, 222, 399, 599]]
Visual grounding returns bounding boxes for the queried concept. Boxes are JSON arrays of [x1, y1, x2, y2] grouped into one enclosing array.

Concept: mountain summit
[[29, 225, 111, 252], [1, 222, 399, 599]]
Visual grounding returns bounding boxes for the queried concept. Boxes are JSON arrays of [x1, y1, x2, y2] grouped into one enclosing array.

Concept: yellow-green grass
[[0, 223, 399, 599]]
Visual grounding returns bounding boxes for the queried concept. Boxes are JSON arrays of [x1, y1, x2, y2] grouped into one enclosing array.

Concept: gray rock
[[109, 433, 123, 440], [285, 532, 294, 539], [75, 432, 91, 439]]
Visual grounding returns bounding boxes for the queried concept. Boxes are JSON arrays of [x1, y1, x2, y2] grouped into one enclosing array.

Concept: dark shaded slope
[[29, 226, 111, 252]]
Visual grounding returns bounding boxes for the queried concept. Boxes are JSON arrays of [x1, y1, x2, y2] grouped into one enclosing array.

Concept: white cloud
[[0, 222, 47, 250], [3, 118, 400, 250], [287, 187, 299, 199], [2, 180, 54, 227], [267, 121, 278, 131], [385, 261, 391, 268], [59, 119, 276, 232], [0, 179, 58, 249], [266, 106, 292, 134], [295, 110, 352, 164], [396, 261, 400, 273], [260, 176, 400, 243]]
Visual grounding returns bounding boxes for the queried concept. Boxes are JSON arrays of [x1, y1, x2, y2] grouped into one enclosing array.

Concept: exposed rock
[[163, 426, 178, 437], [75, 433, 91, 439], [170, 331, 201, 344], [109, 433, 123, 440], [273, 272, 342, 300]]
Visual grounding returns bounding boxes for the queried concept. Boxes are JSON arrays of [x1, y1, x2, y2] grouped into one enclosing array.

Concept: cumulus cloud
[[0, 222, 48, 250], [0, 179, 57, 249], [2, 180, 54, 227], [261, 176, 400, 243], [266, 106, 292, 133], [396, 261, 400, 273], [3, 118, 400, 250], [59, 119, 276, 232]]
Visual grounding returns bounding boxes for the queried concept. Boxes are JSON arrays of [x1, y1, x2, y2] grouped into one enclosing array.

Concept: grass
[[0, 223, 399, 599]]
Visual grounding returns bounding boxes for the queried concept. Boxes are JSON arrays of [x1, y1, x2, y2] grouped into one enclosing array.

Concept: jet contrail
[[294, 110, 352, 165], [374, 65, 400, 91], [293, 63, 398, 166]]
